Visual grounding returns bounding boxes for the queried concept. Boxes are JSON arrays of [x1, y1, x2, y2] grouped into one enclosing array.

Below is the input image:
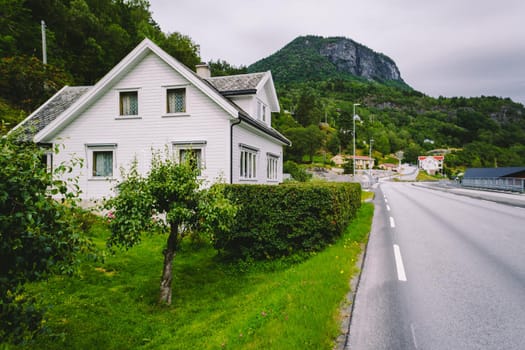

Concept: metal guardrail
[[461, 177, 525, 193]]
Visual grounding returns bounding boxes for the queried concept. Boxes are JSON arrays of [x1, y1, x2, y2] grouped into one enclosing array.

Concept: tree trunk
[[159, 222, 179, 305]]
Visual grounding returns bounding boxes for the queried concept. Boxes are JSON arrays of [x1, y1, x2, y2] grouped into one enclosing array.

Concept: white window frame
[[116, 88, 141, 119], [172, 141, 206, 174], [163, 85, 190, 117], [86, 144, 117, 180], [43, 151, 53, 173], [266, 153, 279, 181], [39, 144, 53, 173], [256, 100, 267, 122], [240, 144, 258, 180]]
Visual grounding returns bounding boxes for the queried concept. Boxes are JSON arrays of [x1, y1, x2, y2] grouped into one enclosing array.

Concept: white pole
[[369, 138, 374, 177], [353, 103, 360, 177], [41, 20, 47, 65]]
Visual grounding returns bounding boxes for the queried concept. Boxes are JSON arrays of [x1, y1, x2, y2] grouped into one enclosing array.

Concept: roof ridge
[[205, 71, 266, 80]]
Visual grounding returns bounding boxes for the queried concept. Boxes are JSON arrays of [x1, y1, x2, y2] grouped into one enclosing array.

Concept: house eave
[[237, 112, 291, 146], [220, 89, 257, 96]]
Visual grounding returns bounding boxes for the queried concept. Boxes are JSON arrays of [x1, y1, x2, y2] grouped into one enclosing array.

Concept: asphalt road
[[346, 182, 525, 350]]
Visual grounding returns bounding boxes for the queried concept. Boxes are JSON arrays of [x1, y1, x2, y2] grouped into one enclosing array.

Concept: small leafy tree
[[0, 134, 90, 343], [283, 160, 311, 182], [104, 151, 237, 305], [343, 160, 354, 174], [284, 125, 325, 163]]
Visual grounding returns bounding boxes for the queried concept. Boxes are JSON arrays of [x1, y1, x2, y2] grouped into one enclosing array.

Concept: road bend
[[347, 182, 525, 350]]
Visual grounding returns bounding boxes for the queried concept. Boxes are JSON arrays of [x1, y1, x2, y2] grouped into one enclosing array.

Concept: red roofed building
[[418, 155, 444, 175]]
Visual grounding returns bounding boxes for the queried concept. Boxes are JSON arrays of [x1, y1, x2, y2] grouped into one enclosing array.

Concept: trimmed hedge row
[[215, 182, 361, 259]]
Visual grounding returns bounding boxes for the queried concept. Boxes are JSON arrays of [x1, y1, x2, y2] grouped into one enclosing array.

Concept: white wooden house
[[13, 38, 290, 201]]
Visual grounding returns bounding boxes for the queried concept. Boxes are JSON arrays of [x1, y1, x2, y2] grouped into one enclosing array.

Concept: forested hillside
[[249, 36, 525, 173], [0, 0, 202, 132], [2, 2, 524, 173]]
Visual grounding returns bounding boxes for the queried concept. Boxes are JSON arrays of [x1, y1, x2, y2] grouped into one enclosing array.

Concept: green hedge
[[216, 182, 361, 259]]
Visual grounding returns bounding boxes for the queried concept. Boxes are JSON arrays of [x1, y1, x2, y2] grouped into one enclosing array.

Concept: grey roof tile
[[204, 72, 265, 94], [17, 86, 91, 141]]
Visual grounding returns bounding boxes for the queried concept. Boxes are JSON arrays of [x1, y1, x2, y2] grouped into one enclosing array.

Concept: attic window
[[120, 91, 138, 116], [167, 88, 186, 113], [257, 101, 266, 122]]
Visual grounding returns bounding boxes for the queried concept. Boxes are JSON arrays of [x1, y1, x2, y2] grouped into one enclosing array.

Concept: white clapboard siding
[[51, 53, 232, 200]]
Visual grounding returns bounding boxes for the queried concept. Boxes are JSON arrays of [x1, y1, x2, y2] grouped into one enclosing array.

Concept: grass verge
[[16, 203, 373, 350], [416, 171, 446, 181]]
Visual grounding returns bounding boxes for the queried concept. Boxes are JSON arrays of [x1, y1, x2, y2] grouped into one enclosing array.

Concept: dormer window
[[119, 91, 138, 116], [167, 88, 186, 113], [257, 101, 267, 122]]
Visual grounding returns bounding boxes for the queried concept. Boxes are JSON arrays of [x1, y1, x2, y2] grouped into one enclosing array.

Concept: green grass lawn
[[361, 190, 374, 202], [416, 171, 446, 181], [16, 203, 373, 350]]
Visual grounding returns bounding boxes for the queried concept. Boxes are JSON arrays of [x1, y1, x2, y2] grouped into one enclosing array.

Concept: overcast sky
[[149, 0, 525, 104]]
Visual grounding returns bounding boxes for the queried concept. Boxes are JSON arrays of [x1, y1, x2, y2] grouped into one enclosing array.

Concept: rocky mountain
[[248, 35, 406, 87]]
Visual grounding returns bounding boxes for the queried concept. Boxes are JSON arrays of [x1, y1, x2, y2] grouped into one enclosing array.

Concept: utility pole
[[369, 138, 374, 178], [352, 103, 361, 177], [41, 20, 47, 65]]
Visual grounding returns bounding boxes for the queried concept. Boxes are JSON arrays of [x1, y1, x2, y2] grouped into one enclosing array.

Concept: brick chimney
[[196, 63, 211, 78]]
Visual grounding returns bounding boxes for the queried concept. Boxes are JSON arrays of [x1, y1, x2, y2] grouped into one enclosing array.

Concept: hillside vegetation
[[1, 3, 524, 172], [249, 36, 525, 173]]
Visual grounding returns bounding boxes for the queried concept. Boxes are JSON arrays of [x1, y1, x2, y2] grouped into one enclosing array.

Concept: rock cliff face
[[248, 35, 406, 86], [318, 37, 402, 82]]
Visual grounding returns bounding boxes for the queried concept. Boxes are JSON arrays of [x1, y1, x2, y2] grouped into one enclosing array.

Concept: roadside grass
[[361, 190, 374, 202], [18, 203, 373, 350], [416, 171, 446, 181]]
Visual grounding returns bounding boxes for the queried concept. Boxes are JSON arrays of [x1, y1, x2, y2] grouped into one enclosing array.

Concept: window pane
[[167, 89, 186, 113], [120, 91, 138, 115], [240, 149, 258, 179], [179, 148, 202, 174], [252, 153, 256, 178], [93, 151, 113, 177]]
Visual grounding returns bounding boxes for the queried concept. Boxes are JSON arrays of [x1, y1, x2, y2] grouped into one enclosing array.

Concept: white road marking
[[385, 198, 388, 203], [390, 216, 395, 228], [386, 204, 391, 211], [411, 323, 418, 349], [393, 244, 407, 281]]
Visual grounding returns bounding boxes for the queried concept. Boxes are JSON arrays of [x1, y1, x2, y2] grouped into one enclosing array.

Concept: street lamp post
[[353, 103, 361, 177], [369, 138, 374, 177]]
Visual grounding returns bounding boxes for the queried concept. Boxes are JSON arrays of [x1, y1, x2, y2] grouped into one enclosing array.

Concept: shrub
[[283, 160, 312, 182], [0, 135, 92, 343], [216, 182, 361, 259]]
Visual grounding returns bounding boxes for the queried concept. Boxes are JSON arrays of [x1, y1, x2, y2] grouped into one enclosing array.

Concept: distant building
[[378, 163, 397, 172], [418, 155, 444, 175], [462, 167, 525, 192], [331, 154, 374, 170]]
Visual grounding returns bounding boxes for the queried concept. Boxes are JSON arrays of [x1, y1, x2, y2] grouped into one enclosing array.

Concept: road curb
[[335, 202, 375, 349]]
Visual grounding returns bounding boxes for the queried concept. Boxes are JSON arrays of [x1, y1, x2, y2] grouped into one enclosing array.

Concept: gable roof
[[205, 72, 265, 95], [25, 38, 288, 146], [204, 71, 280, 112], [11, 86, 91, 141], [464, 167, 525, 178]]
